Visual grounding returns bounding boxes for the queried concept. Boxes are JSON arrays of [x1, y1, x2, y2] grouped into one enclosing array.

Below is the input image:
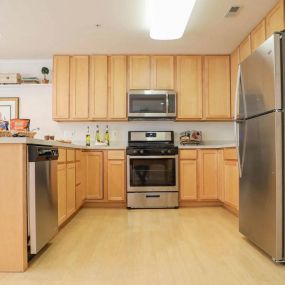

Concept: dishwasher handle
[[28, 145, 59, 162]]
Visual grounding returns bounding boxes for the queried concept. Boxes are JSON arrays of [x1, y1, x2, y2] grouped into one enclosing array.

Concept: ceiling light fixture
[[148, 0, 197, 40]]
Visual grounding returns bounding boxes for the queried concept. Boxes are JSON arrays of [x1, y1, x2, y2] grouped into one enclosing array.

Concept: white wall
[[0, 59, 235, 145]]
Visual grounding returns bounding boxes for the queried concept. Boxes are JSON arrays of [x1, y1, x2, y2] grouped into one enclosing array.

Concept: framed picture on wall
[[0, 97, 19, 121]]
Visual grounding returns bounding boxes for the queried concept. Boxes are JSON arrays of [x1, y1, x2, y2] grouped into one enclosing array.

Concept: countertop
[[0, 137, 236, 149]]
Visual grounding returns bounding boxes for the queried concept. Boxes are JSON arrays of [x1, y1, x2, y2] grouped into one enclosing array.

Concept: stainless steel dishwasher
[[27, 145, 59, 254]]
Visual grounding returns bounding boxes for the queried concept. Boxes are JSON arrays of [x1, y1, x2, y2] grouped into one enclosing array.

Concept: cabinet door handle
[[146, 194, 160, 198]]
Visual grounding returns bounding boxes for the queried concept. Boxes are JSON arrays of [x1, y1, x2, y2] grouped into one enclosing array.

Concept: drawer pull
[[146, 194, 161, 198]]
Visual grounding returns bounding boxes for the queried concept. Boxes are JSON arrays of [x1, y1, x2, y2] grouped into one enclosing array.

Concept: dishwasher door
[[28, 145, 59, 254]]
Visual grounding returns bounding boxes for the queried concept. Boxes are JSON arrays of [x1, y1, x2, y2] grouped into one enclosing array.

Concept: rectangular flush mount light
[[148, 0, 197, 40]]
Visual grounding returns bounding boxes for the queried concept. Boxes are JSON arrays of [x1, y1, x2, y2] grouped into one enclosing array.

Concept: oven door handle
[[128, 155, 177, 159]]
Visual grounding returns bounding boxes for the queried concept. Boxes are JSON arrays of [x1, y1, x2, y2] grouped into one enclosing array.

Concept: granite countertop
[[0, 137, 236, 149]]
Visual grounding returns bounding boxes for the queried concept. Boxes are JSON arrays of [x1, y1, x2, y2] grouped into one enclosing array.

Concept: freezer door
[[240, 34, 282, 117], [239, 111, 283, 261]]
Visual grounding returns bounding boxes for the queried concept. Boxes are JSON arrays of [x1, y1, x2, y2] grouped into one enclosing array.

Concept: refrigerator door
[[239, 111, 283, 261], [240, 34, 282, 118]]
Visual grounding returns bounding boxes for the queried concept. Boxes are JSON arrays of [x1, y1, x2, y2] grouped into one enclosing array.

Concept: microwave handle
[[166, 94, 169, 114]]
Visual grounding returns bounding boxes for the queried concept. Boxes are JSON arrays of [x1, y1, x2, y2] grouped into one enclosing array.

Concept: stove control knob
[[133, 150, 138, 154], [161, 150, 166, 154], [139, 150, 144, 154], [167, 149, 172, 154]]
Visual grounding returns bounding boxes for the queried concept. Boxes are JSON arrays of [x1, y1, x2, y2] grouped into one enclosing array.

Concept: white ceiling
[[0, 0, 279, 58]]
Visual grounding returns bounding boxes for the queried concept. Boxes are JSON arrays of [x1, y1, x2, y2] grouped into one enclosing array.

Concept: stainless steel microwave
[[128, 90, 176, 119]]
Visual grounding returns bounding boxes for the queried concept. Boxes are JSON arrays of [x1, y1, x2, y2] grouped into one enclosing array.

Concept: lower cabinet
[[179, 148, 239, 210], [66, 163, 76, 218], [85, 150, 126, 202], [57, 163, 67, 225]]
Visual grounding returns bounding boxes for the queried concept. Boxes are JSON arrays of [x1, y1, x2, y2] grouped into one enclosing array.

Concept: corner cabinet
[[266, 0, 285, 38], [203, 56, 231, 120]]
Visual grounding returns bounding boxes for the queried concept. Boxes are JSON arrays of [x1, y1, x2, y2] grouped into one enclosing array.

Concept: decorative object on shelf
[[44, 134, 55, 140], [21, 77, 40, 84], [0, 130, 12, 137], [11, 130, 36, 138], [0, 97, 19, 121], [0, 120, 9, 130], [0, 73, 21, 84], [41, 67, 49, 83], [10, 118, 30, 131], [180, 130, 202, 145]]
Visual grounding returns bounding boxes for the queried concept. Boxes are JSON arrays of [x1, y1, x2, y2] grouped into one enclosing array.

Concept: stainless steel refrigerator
[[236, 32, 285, 262]]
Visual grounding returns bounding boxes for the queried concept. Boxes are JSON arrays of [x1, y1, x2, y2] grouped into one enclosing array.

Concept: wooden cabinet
[[151, 56, 174, 89], [106, 151, 126, 201], [70, 56, 89, 120], [176, 56, 203, 119], [52, 56, 70, 119], [57, 164, 67, 225], [223, 148, 239, 210], [109, 56, 127, 119], [251, 20, 266, 52], [266, 0, 284, 38], [239, 36, 251, 62], [128, 55, 174, 90], [66, 163, 76, 218], [198, 150, 219, 200], [129, 56, 151, 89], [203, 56, 231, 119], [179, 150, 198, 200], [89, 55, 108, 119], [230, 48, 240, 118], [86, 152, 104, 199]]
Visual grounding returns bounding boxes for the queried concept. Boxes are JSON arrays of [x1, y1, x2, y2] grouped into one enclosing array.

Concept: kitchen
[[0, 0, 285, 284]]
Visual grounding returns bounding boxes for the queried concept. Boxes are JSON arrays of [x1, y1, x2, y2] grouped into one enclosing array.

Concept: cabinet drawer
[[67, 149, 75, 162], [76, 150, 82, 161], [224, 148, 237, 160], [179, 150, 197, 160], [58, 148, 67, 163], [107, 150, 125, 160]]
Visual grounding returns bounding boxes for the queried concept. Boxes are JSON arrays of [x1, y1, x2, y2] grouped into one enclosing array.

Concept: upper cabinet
[[70, 56, 89, 120], [251, 20, 266, 52], [266, 0, 285, 38], [128, 56, 151, 89], [239, 35, 251, 62], [176, 56, 203, 120], [109, 56, 127, 120], [89, 55, 108, 120], [151, 56, 174, 89], [230, 48, 240, 118], [52, 56, 70, 120], [128, 55, 174, 90], [203, 56, 231, 120]]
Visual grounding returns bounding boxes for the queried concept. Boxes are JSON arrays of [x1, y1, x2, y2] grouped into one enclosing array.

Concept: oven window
[[129, 95, 167, 113], [130, 158, 176, 187]]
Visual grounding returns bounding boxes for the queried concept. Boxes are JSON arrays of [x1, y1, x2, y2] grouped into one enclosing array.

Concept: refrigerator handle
[[234, 121, 242, 178], [234, 65, 240, 120]]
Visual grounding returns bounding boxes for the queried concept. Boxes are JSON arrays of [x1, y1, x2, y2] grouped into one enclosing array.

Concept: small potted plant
[[41, 67, 49, 83]]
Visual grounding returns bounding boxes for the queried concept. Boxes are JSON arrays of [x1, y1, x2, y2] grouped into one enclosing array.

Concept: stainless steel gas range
[[126, 131, 179, 209]]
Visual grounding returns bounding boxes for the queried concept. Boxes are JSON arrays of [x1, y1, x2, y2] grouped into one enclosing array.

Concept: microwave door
[[128, 94, 167, 117]]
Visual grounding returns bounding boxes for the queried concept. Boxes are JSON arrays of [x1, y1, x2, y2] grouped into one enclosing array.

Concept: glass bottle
[[104, 125, 110, 146], [95, 124, 100, 143], [86, 126, 91, 146]]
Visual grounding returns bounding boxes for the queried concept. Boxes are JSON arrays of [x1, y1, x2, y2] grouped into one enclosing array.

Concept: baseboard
[[223, 204, 239, 216], [179, 200, 223, 207], [83, 201, 126, 208]]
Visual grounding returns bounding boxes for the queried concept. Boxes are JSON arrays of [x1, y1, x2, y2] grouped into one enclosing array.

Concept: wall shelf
[[0, 83, 52, 88]]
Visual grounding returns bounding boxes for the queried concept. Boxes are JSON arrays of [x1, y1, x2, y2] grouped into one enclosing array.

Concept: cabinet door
[[89, 55, 108, 119], [75, 161, 82, 209], [239, 36, 251, 62], [52, 56, 70, 119], [109, 56, 127, 119], [203, 56, 231, 119], [230, 48, 240, 118], [179, 159, 198, 200], [198, 150, 218, 200], [57, 164, 67, 225], [266, 0, 284, 38], [251, 20, 266, 52], [86, 152, 104, 199], [70, 56, 89, 119], [107, 159, 125, 201], [224, 160, 239, 209], [176, 56, 202, 119], [66, 163, 76, 218], [151, 56, 174, 89], [128, 56, 151, 89]]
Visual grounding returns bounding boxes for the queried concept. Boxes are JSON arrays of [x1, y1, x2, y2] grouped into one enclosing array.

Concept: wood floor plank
[[0, 207, 285, 285]]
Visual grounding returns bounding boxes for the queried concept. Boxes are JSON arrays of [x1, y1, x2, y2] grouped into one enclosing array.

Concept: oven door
[[127, 155, 178, 192]]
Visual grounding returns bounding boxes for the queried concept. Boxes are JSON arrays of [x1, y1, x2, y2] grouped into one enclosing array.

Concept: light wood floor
[[0, 207, 285, 285]]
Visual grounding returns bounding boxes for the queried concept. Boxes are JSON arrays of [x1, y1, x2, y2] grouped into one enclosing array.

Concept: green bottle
[[86, 126, 91, 146], [95, 125, 100, 143], [104, 125, 110, 146]]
